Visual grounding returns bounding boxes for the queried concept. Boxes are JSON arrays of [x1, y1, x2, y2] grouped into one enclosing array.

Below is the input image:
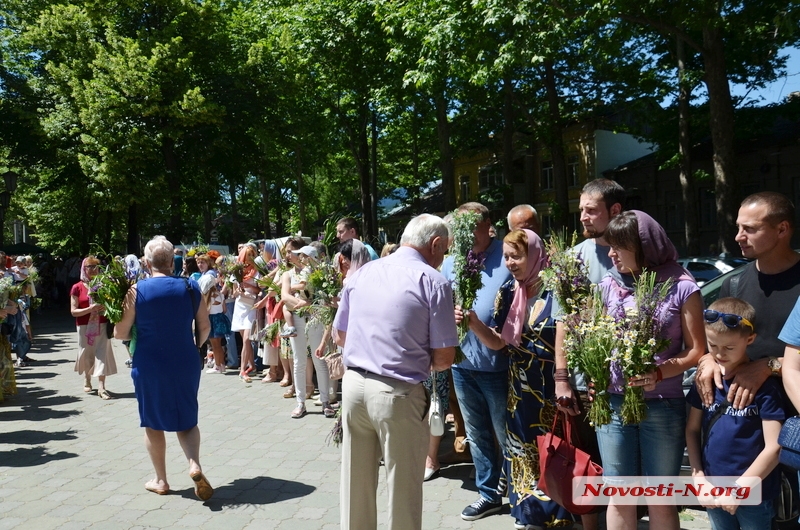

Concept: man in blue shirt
[[441, 202, 512, 521], [336, 217, 380, 261]]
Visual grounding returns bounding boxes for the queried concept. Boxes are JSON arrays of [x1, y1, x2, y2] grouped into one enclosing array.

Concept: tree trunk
[[126, 202, 138, 255], [370, 107, 379, 242], [502, 76, 515, 189], [229, 180, 239, 245], [411, 103, 422, 214], [703, 26, 739, 255], [202, 203, 212, 243], [677, 37, 700, 255], [259, 173, 271, 238], [103, 210, 112, 253], [162, 136, 183, 243], [347, 102, 373, 241], [543, 60, 569, 231], [294, 144, 308, 236], [274, 184, 285, 237], [434, 90, 456, 212]]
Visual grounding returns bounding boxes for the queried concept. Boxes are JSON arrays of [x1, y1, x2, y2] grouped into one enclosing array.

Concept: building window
[[700, 188, 717, 228], [540, 215, 553, 237], [665, 190, 684, 232], [567, 155, 579, 188], [541, 160, 554, 190], [478, 164, 503, 191], [459, 175, 470, 202], [568, 212, 580, 234]]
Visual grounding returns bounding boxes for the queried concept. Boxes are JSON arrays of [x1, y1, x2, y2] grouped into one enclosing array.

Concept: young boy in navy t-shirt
[[686, 297, 785, 530]]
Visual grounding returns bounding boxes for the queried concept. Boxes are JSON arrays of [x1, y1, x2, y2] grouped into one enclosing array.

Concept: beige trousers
[[340, 369, 429, 530]]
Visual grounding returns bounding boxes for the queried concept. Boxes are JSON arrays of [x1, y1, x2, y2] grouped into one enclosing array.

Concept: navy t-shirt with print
[[686, 375, 786, 500]]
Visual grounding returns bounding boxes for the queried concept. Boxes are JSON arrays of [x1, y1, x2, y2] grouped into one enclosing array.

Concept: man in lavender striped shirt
[[333, 213, 459, 530]]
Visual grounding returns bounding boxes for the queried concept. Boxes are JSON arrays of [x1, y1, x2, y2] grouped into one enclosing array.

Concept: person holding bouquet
[[460, 229, 576, 529], [231, 243, 260, 383], [70, 256, 117, 399], [281, 244, 332, 419], [196, 254, 230, 375], [0, 298, 20, 403], [595, 210, 705, 530]]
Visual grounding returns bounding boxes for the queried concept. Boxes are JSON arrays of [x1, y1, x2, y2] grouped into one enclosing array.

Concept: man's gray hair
[[401, 214, 449, 248], [507, 204, 537, 227], [144, 235, 174, 271]]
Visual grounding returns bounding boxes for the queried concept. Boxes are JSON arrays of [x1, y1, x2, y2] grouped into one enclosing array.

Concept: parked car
[[677, 256, 751, 286]]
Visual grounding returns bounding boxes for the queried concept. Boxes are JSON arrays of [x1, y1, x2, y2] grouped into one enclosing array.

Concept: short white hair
[[401, 214, 449, 248], [507, 204, 538, 227], [144, 235, 174, 271]]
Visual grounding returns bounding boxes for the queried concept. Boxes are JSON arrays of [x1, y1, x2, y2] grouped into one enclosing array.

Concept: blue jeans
[[707, 499, 773, 530], [595, 394, 686, 478], [451, 367, 508, 503]]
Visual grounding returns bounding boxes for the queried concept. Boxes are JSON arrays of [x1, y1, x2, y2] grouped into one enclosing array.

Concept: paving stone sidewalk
[[0, 308, 711, 529]]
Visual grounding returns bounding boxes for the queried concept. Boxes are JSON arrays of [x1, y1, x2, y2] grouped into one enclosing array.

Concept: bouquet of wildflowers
[[88, 259, 133, 324], [217, 255, 244, 287], [562, 292, 617, 426], [301, 259, 343, 328], [0, 276, 15, 308], [449, 211, 486, 362], [539, 230, 593, 315], [610, 271, 672, 424]]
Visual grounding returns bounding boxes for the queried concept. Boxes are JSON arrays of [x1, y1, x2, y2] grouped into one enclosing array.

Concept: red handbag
[[536, 411, 603, 515]]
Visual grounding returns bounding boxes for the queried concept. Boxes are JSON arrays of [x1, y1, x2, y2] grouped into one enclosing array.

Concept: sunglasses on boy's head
[[703, 310, 753, 331]]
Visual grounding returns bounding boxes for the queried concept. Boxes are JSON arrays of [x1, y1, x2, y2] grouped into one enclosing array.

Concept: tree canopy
[[0, 0, 797, 255]]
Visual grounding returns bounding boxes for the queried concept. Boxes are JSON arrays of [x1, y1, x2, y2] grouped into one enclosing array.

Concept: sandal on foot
[[290, 405, 306, 419], [278, 379, 291, 387], [98, 389, 113, 400], [145, 480, 169, 495], [189, 471, 214, 501], [283, 389, 295, 398], [83, 384, 93, 393], [239, 372, 252, 383], [323, 405, 336, 418]]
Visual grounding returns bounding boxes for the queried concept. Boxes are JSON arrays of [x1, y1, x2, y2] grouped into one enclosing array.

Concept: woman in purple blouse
[[595, 210, 706, 530]]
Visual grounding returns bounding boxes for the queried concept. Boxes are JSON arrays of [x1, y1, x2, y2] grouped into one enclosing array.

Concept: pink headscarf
[[500, 229, 549, 348]]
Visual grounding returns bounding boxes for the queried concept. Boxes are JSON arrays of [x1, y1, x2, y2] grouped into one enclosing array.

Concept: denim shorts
[[707, 499, 773, 530], [595, 394, 686, 478]]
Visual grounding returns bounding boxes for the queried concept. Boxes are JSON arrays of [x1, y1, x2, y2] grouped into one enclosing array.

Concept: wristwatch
[[768, 357, 782, 376]]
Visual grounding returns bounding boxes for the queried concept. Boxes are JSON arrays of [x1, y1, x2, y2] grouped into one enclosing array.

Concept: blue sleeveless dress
[[131, 277, 201, 432]]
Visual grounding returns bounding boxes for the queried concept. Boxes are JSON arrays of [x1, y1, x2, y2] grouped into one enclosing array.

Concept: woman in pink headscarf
[[70, 256, 117, 399], [464, 229, 576, 528]]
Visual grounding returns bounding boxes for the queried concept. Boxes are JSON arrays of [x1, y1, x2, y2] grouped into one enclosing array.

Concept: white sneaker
[[206, 366, 225, 374], [279, 325, 297, 338]]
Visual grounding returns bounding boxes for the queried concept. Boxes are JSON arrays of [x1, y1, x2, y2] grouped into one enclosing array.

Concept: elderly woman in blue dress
[[460, 229, 575, 529], [115, 236, 213, 500]]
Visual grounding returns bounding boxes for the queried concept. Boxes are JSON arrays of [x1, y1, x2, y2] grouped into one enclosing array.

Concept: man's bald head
[[507, 204, 541, 234]]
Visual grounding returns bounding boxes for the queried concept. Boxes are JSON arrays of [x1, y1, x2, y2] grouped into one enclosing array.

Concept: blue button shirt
[[441, 238, 512, 372]]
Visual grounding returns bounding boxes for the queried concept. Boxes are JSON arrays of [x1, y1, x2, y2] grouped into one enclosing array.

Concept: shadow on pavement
[[0, 406, 80, 422], [29, 337, 72, 353], [107, 391, 136, 399], [189, 476, 316, 511], [0, 445, 78, 467], [15, 370, 58, 380], [0, 429, 78, 444]]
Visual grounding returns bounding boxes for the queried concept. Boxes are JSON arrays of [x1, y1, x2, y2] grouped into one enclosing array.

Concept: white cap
[[291, 245, 319, 259]]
